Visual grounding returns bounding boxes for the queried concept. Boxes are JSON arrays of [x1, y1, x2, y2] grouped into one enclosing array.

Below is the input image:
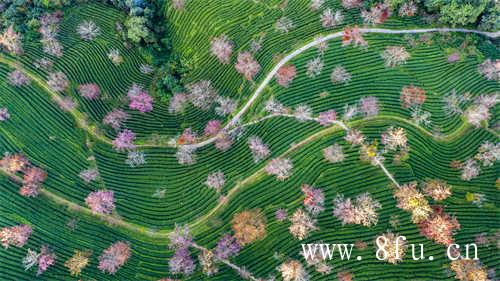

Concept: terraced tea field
[[0, 1, 498, 281]]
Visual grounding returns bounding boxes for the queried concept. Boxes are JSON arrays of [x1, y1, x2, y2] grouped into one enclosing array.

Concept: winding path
[[1, 28, 497, 150]]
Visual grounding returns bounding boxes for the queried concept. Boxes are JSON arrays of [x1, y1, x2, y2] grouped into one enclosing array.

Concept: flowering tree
[[187, 80, 218, 111], [310, 0, 325, 10], [393, 182, 432, 223], [98, 241, 131, 274], [294, 104, 313, 122], [464, 104, 490, 127], [381, 127, 408, 151], [323, 143, 345, 163], [215, 96, 237, 116], [178, 128, 197, 145], [264, 97, 289, 114], [78, 83, 100, 100], [47, 72, 69, 92], [112, 129, 136, 151], [301, 184, 325, 216], [127, 84, 153, 113], [341, 0, 363, 9], [344, 129, 365, 146], [20, 167, 47, 198], [77, 20, 100, 41], [279, 259, 309, 281], [199, 250, 218, 276], [204, 120, 221, 136], [317, 110, 337, 126], [330, 66, 351, 84], [361, 2, 392, 25], [265, 158, 293, 180], [400, 85, 426, 108], [39, 13, 63, 57], [275, 17, 295, 33], [381, 46, 410, 67], [235, 52, 260, 81], [375, 232, 406, 264], [176, 146, 197, 165], [210, 35, 233, 64], [58, 96, 76, 111], [168, 92, 189, 114], [338, 271, 354, 281], [108, 49, 123, 65], [450, 259, 489, 281], [332, 193, 381, 226], [306, 57, 324, 78], [399, 1, 418, 17], [172, 0, 185, 10], [289, 208, 317, 240], [418, 206, 460, 245], [85, 190, 115, 215], [0, 25, 23, 55], [37, 245, 56, 276], [475, 141, 499, 167], [248, 136, 270, 163], [8, 70, 30, 86], [64, 250, 91, 276], [477, 59, 499, 81], [79, 168, 99, 184], [321, 9, 344, 28], [103, 109, 129, 130], [205, 171, 225, 193], [276, 65, 297, 87], [214, 234, 240, 260], [126, 151, 146, 167], [275, 208, 288, 222], [0, 108, 10, 122], [359, 96, 380, 117], [0, 153, 29, 173], [231, 209, 266, 245], [423, 179, 452, 201], [460, 159, 480, 181], [0, 224, 32, 249], [342, 26, 368, 47], [215, 133, 233, 152]]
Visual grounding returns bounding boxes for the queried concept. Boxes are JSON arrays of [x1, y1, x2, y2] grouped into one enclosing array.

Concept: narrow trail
[[0, 114, 477, 239], [1, 28, 497, 150]]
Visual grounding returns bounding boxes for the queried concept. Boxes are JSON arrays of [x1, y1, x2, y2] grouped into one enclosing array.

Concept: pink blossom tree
[[323, 143, 345, 163], [361, 2, 392, 25], [8, 70, 30, 86], [330, 66, 351, 84], [178, 128, 197, 145], [20, 167, 47, 197], [36, 245, 56, 276], [47, 72, 69, 92], [98, 241, 131, 274], [248, 136, 270, 162], [0, 108, 10, 122], [359, 96, 380, 117], [317, 110, 337, 126], [321, 9, 344, 28], [478, 59, 499, 81], [344, 129, 365, 146], [418, 206, 460, 245], [301, 184, 325, 216], [0, 25, 23, 55], [79, 168, 99, 184], [235, 51, 260, 81], [289, 208, 317, 240], [168, 92, 189, 114], [127, 84, 153, 113], [186, 80, 218, 111], [275, 65, 297, 87], [342, 0, 363, 9], [76, 20, 100, 41], [103, 109, 129, 130], [0, 224, 32, 249], [214, 234, 241, 260], [85, 190, 115, 215], [78, 83, 100, 100], [204, 120, 222, 136], [381, 46, 410, 67], [310, 0, 325, 10], [265, 158, 293, 180], [215, 133, 233, 152], [342, 26, 368, 47], [215, 96, 237, 116], [205, 171, 225, 193], [210, 35, 233, 64], [112, 129, 136, 151]]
